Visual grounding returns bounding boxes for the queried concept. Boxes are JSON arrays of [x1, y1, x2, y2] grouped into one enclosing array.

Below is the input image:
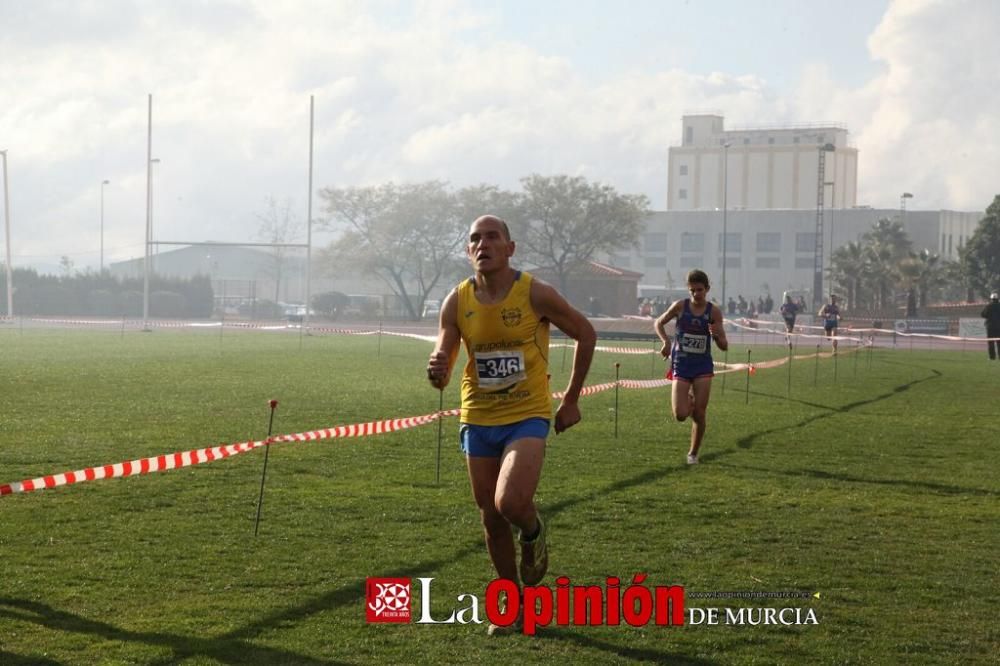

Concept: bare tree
[[256, 197, 304, 305], [318, 181, 513, 319], [514, 174, 649, 294]]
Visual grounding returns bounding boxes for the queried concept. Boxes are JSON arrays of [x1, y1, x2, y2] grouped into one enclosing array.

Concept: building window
[[680, 255, 703, 268], [717, 233, 742, 253], [941, 234, 946, 253], [756, 232, 781, 253], [743, 138, 750, 145], [679, 164, 688, 176], [948, 234, 953, 254], [795, 232, 817, 252], [793, 137, 800, 144], [768, 137, 775, 144], [685, 126, 694, 145], [717, 256, 741, 269], [756, 257, 780, 269], [678, 188, 688, 200], [795, 257, 814, 269], [681, 232, 704, 253], [644, 256, 665, 268], [644, 233, 668, 253]]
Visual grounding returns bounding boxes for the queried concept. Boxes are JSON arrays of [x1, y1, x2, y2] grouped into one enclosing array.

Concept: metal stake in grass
[[721, 349, 729, 394], [253, 399, 279, 537], [377, 319, 383, 359], [787, 343, 793, 396], [745, 349, 752, 405], [814, 344, 820, 386], [435, 387, 444, 485], [833, 341, 838, 383], [614, 362, 620, 438]]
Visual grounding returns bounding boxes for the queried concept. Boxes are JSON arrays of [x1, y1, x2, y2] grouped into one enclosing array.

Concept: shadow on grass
[[537, 626, 715, 665], [17, 361, 942, 663], [733, 368, 943, 450], [1, 458, 708, 664], [0, 597, 347, 665], [714, 462, 1000, 498], [0, 650, 62, 665]]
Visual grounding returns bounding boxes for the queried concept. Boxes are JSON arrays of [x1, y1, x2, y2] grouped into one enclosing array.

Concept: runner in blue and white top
[[818, 295, 842, 352], [779, 292, 800, 348], [654, 269, 729, 466]]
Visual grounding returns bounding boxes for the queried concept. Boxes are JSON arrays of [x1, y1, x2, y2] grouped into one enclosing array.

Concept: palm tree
[[865, 218, 913, 259], [863, 244, 898, 312], [898, 249, 942, 310], [861, 218, 913, 313], [829, 241, 866, 309]]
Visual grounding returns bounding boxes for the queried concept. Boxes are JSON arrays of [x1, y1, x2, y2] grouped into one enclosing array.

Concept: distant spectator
[[727, 297, 736, 315], [764, 294, 774, 314], [906, 290, 917, 318], [982, 292, 1000, 360]]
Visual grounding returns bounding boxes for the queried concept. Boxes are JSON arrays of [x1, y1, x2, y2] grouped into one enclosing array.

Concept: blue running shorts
[[460, 418, 550, 458]]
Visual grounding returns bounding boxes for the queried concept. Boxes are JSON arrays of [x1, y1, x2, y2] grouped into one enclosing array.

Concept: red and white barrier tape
[[728, 318, 864, 343], [0, 409, 464, 497], [552, 342, 657, 355], [0, 342, 862, 498]]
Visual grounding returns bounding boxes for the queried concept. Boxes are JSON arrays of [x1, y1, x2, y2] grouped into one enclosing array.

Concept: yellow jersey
[[457, 271, 551, 425]]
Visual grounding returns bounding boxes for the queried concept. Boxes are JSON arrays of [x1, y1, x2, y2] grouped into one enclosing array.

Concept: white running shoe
[[687, 454, 699, 465]]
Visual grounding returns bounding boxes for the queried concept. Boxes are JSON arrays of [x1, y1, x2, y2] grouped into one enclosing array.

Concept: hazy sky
[[2, 0, 998, 271]]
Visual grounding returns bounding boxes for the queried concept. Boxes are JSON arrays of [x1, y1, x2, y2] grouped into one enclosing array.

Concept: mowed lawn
[[0, 327, 997, 665]]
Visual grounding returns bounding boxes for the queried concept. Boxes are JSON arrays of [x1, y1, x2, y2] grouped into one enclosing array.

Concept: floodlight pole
[[100, 179, 110, 272], [305, 95, 314, 330], [813, 143, 835, 309], [721, 141, 731, 307], [825, 180, 835, 290], [900, 192, 913, 223], [1, 149, 12, 318], [143, 94, 152, 328]]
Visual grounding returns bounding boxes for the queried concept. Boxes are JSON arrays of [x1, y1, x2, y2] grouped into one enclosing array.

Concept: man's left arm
[[531, 281, 597, 434]]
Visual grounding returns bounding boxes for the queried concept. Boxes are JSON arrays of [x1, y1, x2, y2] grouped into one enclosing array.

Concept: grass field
[[0, 327, 997, 665]]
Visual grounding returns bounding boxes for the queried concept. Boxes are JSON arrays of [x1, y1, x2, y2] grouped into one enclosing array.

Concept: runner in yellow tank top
[[456, 270, 551, 426], [427, 215, 596, 635]]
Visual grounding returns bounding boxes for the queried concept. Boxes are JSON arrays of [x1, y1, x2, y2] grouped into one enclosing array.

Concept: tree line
[[316, 175, 650, 320], [829, 194, 1000, 314], [0, 268, 214, 318]]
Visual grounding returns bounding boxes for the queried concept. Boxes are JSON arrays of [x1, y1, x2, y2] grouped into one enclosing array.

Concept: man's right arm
[[427, 289, 461, 390]]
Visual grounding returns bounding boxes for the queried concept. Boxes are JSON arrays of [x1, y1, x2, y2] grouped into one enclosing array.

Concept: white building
[[667, 114, 858, 211], [604, 207, 981, 306]]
